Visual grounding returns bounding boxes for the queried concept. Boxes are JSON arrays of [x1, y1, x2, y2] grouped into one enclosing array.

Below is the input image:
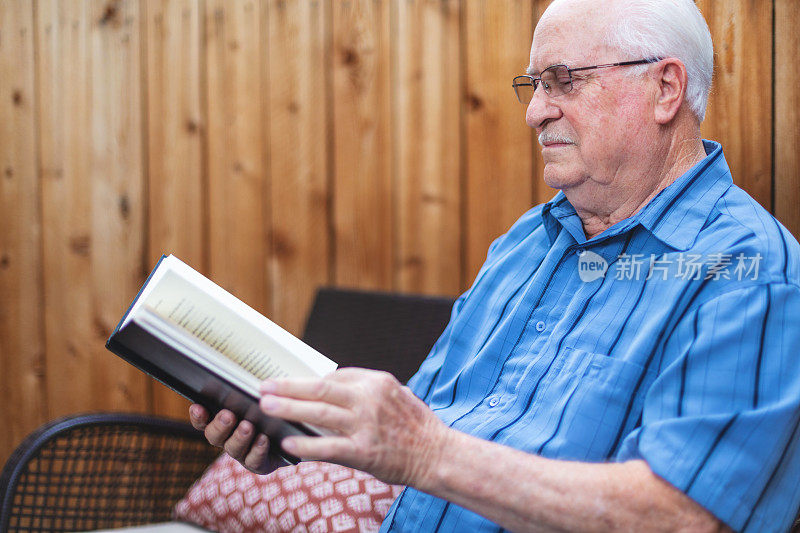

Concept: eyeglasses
[[512, 58, 662, 104]]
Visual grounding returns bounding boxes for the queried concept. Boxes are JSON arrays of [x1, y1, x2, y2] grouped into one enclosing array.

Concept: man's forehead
[[527, 35, 601, 75], [527, 3, 610, 73]]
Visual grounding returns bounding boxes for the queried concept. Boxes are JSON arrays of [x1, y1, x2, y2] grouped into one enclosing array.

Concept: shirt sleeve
[[615, 282, 800, 532]]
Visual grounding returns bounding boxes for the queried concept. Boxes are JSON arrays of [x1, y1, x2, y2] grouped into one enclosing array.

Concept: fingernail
[[256, 434, 268, 447], [260, 395, 278, 412], [282, 437, 296, 452], [238, 423, 252, 436], [220, 411, 234, 426], [260, 380, 276, 393], [189, 405, 201, 419]]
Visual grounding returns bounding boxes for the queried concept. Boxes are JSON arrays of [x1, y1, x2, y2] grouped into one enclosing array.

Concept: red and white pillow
[[174, 454, 403, 532]]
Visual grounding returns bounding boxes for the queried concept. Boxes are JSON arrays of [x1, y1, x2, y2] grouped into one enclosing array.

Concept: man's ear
[[653, 58, 688, 124]]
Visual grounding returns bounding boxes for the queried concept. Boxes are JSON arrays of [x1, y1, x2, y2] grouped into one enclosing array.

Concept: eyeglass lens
[[513, 65, 573, 104]]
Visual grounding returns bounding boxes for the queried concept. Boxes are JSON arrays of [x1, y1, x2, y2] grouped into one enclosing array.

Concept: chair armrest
[[0, 412, 219, 532]]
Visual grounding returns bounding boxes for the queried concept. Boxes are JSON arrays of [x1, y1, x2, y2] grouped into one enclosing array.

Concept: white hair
[[545, 0, 714, 122]]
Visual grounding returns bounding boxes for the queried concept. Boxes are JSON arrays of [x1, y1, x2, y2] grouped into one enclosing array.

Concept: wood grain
[[205, 0, 271, 315], [699, 0, 772, 210], [332, 0, 393, 290], [37, 0, 148, 419], [266, 0, 331, 335], [774, 0, 800, 240], [144, 0, 205, 417], [0, 0, 46, 463], [395, 0, 462, 296], [87, 0, 149, 414], [463, 0, 535, 285]]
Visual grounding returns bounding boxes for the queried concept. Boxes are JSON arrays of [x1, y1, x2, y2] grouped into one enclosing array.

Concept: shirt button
[[488, 396, 500, 407], [535, 321, 546, 332], [576, 248, 585, 256]]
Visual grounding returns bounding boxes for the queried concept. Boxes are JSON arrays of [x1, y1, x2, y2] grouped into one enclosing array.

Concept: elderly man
[[191, 0, 800, 531]]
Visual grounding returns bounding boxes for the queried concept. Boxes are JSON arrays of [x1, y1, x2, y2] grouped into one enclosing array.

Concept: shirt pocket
[[534, 347, 655, 461]]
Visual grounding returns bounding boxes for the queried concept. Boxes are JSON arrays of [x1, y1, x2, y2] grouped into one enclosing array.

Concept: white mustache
[[538, 131, 575, 146]]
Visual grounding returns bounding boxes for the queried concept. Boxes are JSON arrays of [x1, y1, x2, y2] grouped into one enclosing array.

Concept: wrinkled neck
[[570, 135, 707, 240]]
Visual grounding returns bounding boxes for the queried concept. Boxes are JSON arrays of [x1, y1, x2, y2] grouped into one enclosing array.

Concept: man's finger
[[189, 404, 210, 431], [204, 409, 238, 447], [222, 419, 256, 461], [243, 433, 272, 473], [281, 435, 353, 463], [260, 376, 355, 407], [260, 394, 354, 432]]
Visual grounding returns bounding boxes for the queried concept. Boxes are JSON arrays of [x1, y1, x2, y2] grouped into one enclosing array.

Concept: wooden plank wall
[[36, 0, 149, 422], [775, 0, 800, 240], [395, 0, 461, 295], [144, 0, 205, 417], [698, 0, 773, 209], [332, 0, 393, 290], [0, 0, 46, 463], [0, 0, 797, 463]]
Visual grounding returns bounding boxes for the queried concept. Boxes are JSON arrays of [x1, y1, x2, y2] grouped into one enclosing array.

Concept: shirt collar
[[541, 140, 733, 250], [541, 190, 573, 243], [635, 140, 732, 250]]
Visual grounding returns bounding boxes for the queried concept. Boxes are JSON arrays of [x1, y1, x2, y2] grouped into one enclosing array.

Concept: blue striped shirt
[[381, 141, 800, 532]]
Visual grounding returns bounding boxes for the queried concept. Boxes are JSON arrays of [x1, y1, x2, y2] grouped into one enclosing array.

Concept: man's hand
[[259, 367, 451, 486], [188, 404, 276, 474]]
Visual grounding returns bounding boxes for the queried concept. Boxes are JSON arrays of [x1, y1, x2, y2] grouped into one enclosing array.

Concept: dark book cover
[[106, 256, 322, 466]]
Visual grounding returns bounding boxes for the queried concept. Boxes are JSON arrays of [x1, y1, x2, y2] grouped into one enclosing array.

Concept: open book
[[106, 254, 337, 465]]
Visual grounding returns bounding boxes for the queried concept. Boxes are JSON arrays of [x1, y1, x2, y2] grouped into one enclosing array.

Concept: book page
[[139, 267, 332, 380], [135, 307, 264, 395], [133, 307, 329, 437]]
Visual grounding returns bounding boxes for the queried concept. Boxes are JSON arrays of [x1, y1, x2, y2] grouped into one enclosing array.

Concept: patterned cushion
[[174, 454, 403, 532]]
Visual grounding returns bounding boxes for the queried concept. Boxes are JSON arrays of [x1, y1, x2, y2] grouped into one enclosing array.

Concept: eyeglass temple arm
[[569, 57, 662, 73]]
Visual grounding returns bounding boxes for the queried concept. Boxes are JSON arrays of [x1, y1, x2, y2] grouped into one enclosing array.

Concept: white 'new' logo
[[577, 250, 608, 282]]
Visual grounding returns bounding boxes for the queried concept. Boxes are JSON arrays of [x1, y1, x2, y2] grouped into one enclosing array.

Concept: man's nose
[[525, 86, 562, 129]]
